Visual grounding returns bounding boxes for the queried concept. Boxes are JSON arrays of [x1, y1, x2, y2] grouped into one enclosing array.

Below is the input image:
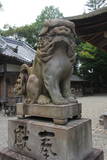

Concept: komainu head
[[37, 19, 77, 63]]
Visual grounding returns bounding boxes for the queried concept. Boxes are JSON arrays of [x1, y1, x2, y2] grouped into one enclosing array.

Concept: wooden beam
[[76, 21, 107, 35]]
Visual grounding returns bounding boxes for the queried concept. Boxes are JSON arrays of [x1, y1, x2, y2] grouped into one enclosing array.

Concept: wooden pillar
[[2, 64, 7, 102]]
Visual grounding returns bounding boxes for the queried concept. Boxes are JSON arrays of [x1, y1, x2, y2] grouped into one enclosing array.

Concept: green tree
[[1, 6, 63, 48], [1, 23, 38, 48], [77, 42, 107, 91], [85, 0, 107, 11], [3, 24, 13, 30], [0, 2, 2, 9], [35, 6, 63, 35]]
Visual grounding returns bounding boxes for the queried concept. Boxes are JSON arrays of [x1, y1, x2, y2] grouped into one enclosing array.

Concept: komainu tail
[[14, 64, 32, 96]]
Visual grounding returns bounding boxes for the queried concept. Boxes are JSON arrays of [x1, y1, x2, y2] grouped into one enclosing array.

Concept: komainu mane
[[15, 19, 77, 105]]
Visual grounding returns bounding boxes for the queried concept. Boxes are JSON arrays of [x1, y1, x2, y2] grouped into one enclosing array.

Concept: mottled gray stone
[[84, 149, 104, 160], [0, 148, 103, 160], [0, 148, 34, 160], [15, 19, 77, 105], [8, 118, 92, 160], [16, 102, 81, 124], [102, 112, 107, 129]]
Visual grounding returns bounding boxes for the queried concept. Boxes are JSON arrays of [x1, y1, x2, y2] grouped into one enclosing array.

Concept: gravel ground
[[0, 115, 16, 150], [78, 94, 107, 160], [0, 94, 107, 159]]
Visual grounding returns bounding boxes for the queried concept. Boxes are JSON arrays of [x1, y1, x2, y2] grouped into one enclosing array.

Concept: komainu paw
[[37, 95, 51, 104]]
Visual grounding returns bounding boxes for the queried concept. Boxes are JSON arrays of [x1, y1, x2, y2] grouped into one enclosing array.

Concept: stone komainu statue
[[15, 19, 77, 105]]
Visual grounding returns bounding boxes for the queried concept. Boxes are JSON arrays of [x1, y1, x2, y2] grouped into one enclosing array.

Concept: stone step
[[0, 148, 103, 160]]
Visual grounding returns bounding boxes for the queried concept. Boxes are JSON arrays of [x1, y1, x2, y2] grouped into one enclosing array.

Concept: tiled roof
[[0, 36, 35, 64]]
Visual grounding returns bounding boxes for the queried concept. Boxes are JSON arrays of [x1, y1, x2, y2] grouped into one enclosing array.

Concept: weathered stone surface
[[101, 112, 107, 129], [16, 102, 81, 124], [8, 118, 92, 160], [99, 114, 104, 126], [0, 148, 103, 160], [84, 149, 104, 160], [14, 19, 77, 105], [0, 148, 34, 160]]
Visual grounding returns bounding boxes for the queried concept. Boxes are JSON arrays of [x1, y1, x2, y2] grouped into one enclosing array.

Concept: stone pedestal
[[0, 148, 34, 160], [0, 102, 104, 160], [0, 148, 104, 160], [8, 118, 92, 160], [16, 103, 81, 125], [99, 112, 107, 129], [102, 112, 107, 129]]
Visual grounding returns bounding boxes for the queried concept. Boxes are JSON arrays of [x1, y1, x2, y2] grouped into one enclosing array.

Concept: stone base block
[[99, 112, 107, 128], [16, 103, 81, 124], [84, 149, 104, 160], [102, 112, 107, 129], [8, 118, 92, 160], [0, 148, 104, 160], [0, 148, 34, 160], [99, 114, 104, 126]]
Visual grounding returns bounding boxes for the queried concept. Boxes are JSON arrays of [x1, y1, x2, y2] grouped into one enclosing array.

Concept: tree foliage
[[35, 6, 63, 34], [1, 23, 37, 48], [1, 6, 63, 48], [85, 0, 107, 11], [77, 42, 107, 89], [0, 2, 2, 9]]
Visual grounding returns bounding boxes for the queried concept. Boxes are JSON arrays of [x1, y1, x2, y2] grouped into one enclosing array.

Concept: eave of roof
[[66, 6, 107, 21], [0, 53, 27, 65], [66, 7, 107, 52]]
